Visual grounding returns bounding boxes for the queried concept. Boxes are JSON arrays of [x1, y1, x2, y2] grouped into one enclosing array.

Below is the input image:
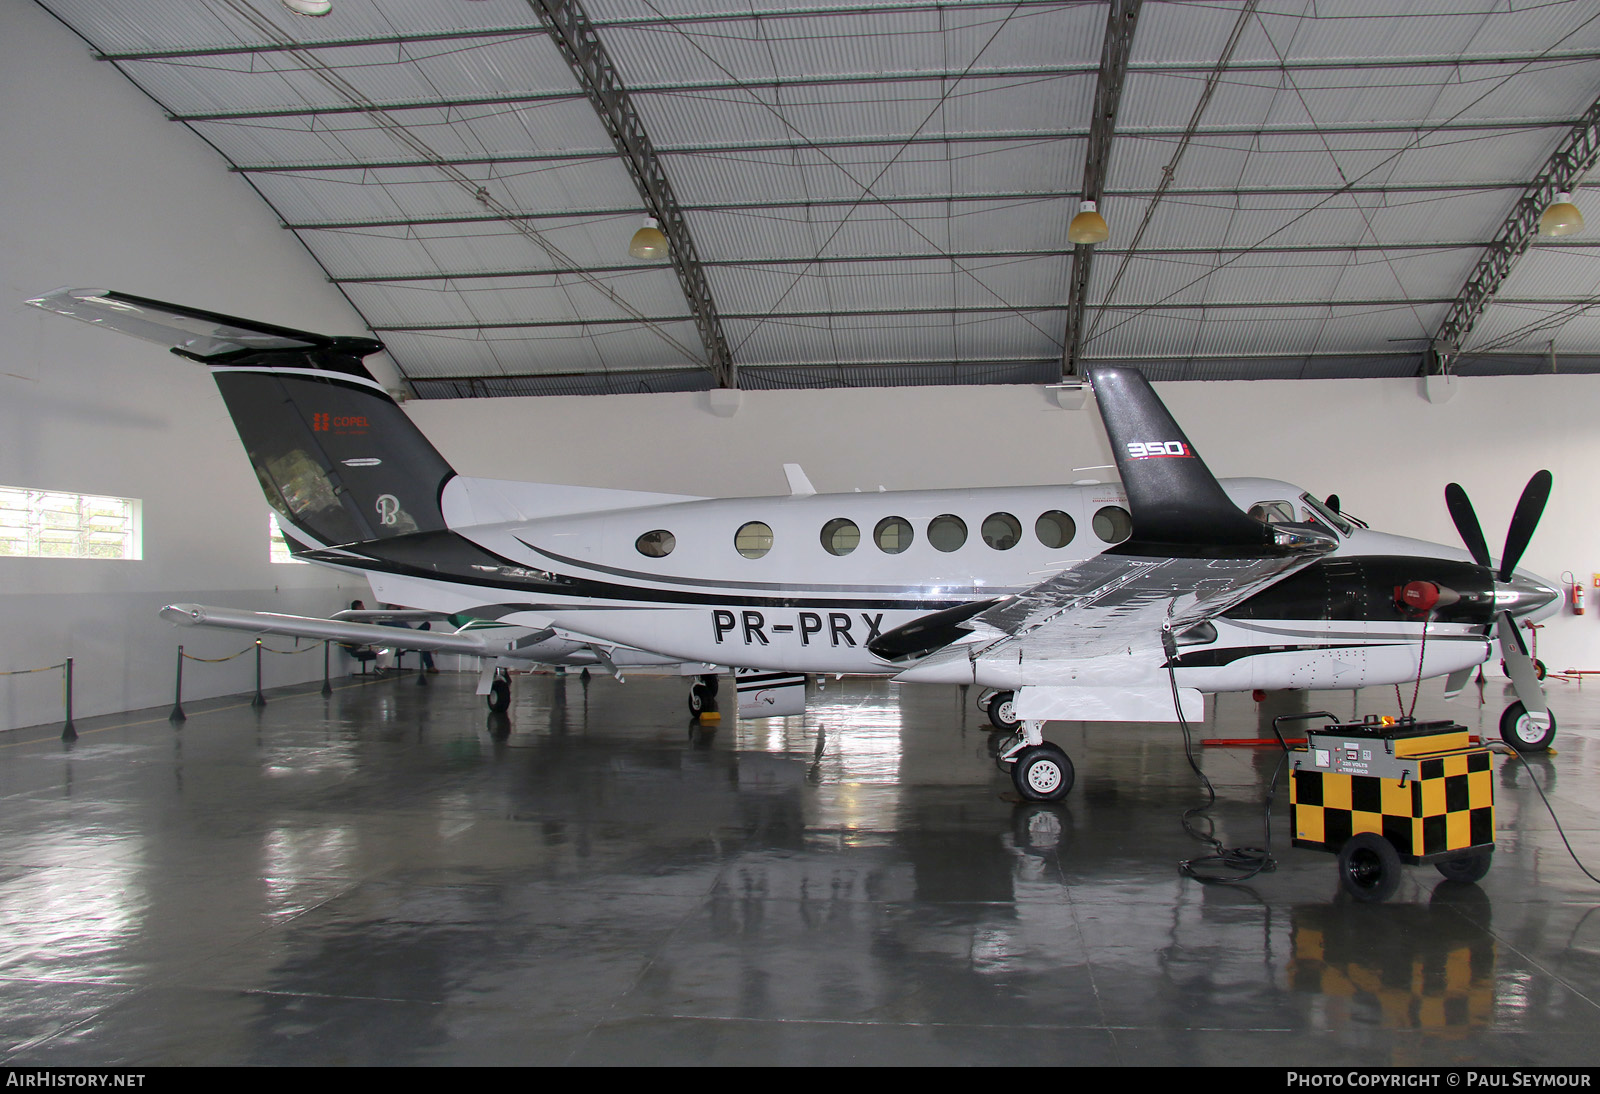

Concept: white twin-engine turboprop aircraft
[[28, 288, 1562, 802]]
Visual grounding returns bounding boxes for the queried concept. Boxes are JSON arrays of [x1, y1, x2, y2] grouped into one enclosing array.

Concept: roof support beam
[[230, 116, 1571, 174], [1429, 93, 1600, 373], [1061, 0, 1142, 378], [527, 0, 734, 388]]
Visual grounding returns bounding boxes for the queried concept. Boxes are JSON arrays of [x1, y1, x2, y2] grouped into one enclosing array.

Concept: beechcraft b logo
[[375, 494, 401, 526], [1126, 440, 1191, 459]]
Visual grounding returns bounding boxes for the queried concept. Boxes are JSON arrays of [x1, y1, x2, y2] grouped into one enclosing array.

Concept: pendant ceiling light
[[1539, 192, 1584, 237], [280, 0, 332, 15], [1067, 200, 1110, 245], [629, 217, 669, 260]]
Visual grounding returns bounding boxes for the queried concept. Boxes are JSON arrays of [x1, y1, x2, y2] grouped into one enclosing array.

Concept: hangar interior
[[2, 0, 1600, 1067]]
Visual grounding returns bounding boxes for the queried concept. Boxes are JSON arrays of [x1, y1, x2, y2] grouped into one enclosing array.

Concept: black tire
[[487, 677, 511, 714], [688, 685, 706, 716], [1435, 848, 1493, 884], [699, 673, 720, 696], [1500, 701, 1556, 752], [1534, 658, 1548, 682], [1338, 833, 1402, 903], [1011, 743, 1074, 802], [988, 690, 1020, 732]]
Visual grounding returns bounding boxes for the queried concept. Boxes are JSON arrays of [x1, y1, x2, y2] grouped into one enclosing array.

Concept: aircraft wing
[[890, 549, 1314, 682], [879, 366, 1336, 686]]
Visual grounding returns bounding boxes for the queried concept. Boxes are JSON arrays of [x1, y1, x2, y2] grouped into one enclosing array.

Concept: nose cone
[[1498, 570, 1561, 620]]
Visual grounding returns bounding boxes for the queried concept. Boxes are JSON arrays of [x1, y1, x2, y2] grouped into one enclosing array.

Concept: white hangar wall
[[0, 3, 361, 731], [411, 374, 1600, 678]]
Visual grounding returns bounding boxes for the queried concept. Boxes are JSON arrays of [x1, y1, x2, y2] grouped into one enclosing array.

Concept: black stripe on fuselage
[[301, 528, 971, 612]]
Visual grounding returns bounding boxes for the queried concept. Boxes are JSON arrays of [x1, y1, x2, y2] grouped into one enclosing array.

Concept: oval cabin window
[[821, 518, 860, 556], [874, 516, 913, 554], [981, 512, 1021, 550], [735, 521, 773, 559], [635, 530, 675, 557], [1093, 505, 1133, 544], [1035, 510, 1076, 549], [928, 514, 967, 553]]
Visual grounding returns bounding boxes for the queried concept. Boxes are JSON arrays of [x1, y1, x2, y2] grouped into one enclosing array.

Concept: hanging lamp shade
[[280, 0, 332, 15], [1539, 192, 1584, 237], [629, 217, 669, 259], [1067, 200, 1109, 245]]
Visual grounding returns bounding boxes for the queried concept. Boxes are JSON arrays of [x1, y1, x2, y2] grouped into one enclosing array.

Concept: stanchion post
[[61, 657, 77, 742], [251, 640, 267, 708], [170, 646, 187, 723], [321, 640, 332, 697]]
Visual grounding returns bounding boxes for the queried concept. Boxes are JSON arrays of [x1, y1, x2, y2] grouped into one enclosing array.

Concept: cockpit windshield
[[1300, 493, 1353, 537]]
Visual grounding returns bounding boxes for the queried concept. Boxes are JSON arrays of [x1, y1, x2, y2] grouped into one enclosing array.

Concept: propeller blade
[[1496, 612, 1549, 718], [1444, 483, 1491, 568], [1499, 469, 1552, 581], [1441, 667, 1473, 700]]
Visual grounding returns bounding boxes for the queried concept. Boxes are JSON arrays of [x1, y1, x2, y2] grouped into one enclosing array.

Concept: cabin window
[[1093, 505, 1132, 543], [820, 518, 859, 556], [981, 512, 1021, 550], [928, 514, 967, 553], [636, 529, 676, 558], [874, 516, 913, 554], [735, 521, 773, 559], [1247, 500, 1295, 524], [1035, 510, 1076, 549]]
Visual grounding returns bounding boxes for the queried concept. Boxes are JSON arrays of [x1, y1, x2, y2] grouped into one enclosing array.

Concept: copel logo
[[1126, 440, 1191, 459], [312, 413, 369, 432]]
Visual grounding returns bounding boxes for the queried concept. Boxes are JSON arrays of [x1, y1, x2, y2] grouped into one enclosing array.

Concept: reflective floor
[[0, 669, 1597, 1066]]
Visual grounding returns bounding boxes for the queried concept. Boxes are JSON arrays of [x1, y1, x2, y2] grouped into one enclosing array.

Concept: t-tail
[[1086, 366, 1332, 556], [25, 288, 454, 554]]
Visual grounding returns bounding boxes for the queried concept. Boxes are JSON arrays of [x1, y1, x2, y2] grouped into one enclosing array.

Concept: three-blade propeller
[[1443, 471, 1554, 723]]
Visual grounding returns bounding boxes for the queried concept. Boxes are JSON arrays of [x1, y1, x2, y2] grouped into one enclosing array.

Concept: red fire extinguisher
[[1565, 571, 1585, 614]]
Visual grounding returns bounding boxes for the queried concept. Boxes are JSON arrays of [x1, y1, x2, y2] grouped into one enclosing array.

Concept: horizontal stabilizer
[[160, 604, 524, 658], [25, 288, 381, 372]]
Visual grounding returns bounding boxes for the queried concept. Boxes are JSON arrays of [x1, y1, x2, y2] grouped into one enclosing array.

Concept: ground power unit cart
[[1283, 714, 1495, 902]]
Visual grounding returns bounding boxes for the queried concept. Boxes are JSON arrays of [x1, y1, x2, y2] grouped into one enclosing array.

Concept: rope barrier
[[180, 642, 319, 663], [0, 662, 67, 676]]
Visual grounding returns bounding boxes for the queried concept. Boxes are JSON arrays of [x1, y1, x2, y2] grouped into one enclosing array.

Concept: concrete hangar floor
[[0, 669, 1596, 1067]]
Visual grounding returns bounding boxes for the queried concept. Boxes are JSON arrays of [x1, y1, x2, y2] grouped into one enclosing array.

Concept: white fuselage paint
[[357, 474, 1530, 695]]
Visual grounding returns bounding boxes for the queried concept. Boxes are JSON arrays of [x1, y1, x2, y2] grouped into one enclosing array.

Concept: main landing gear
[[688, 673, 720, 718], [998, 719, 1075, 802], [486, 669, 511, 713]]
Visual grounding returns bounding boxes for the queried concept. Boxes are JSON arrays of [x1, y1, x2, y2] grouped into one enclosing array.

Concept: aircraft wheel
[[1500, 701, 1556, 752], [1338, 833, 1401, 903], [988, 691, 1020, 732], [487, 677, 511, 714], [1435, 848, 1493, 884], [1011, 743, 1074, 803], [698, 673, 720, 696]]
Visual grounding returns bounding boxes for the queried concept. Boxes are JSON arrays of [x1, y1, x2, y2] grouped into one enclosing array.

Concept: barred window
[[0, 486, 141, 560], [270, 513, 307, 565]]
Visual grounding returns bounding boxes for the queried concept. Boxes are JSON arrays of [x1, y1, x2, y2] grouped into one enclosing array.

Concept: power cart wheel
[[988, 690, 1020, 732], [1010, 743, 1074, 803], [1435, 848, 1493, 884], [1500, 701, 1556, 752], [1338, 833, 1402, 903]]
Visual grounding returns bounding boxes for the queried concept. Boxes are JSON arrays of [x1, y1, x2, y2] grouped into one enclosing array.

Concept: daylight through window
[[0, 486, 141, 559]]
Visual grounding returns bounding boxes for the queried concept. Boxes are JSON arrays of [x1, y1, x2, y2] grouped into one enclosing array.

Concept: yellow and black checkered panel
[[1291, 750, 1492, 862]]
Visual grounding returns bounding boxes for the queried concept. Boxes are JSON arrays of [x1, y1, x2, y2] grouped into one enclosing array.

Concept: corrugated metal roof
[[30, 0, 1600, 394]]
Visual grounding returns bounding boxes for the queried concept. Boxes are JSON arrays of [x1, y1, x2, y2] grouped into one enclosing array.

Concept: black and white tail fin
[[26, 289, 454, 550], [1086, 366, 1273, 552]]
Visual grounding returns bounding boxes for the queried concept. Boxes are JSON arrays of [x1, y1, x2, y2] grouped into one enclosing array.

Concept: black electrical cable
[[1494, 742, 1600, 888], [1166, 635, 1279, 884]]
